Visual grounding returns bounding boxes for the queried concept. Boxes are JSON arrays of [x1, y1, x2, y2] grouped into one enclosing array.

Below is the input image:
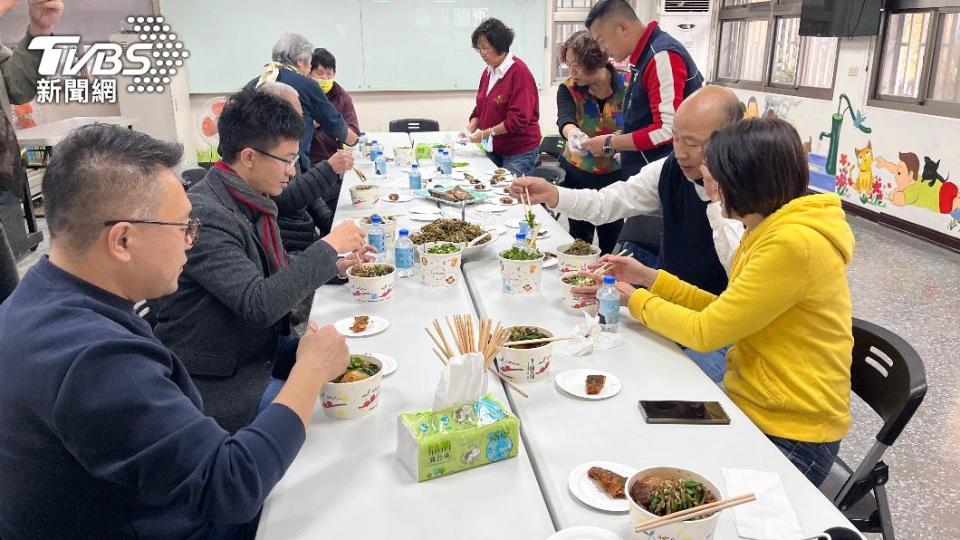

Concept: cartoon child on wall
[[877, 152, 960, 214]]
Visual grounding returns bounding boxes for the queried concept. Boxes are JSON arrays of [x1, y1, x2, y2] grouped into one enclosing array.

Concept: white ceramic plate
[[567, 461, 638, 513], [476, 204, 507, 214], [542, 251, 559, 269], [334, 315, 390, 338], [548, 526, 623, 540], [493, 196, 518, 206], [382, 192, 413, 203], [555, 369, 621, 400], [368, 353, 397, 377]]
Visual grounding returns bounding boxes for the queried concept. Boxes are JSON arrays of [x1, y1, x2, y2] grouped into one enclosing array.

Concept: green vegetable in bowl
[[630, 477, 716, 518], [426, 243, 460, 255], [562, 239, 596, 256], [507, 327, 549, 342], [334, 356, 381, 383], [500, 247, 543, 261], [350, 264, 394, 278], [561, 274, 598, 287], [452, 161, 469, 168]]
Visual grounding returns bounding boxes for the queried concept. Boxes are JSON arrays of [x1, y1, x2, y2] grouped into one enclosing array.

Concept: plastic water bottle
[[370, 140, 383, 160], [513, 232, 527, 250], [367, 215, 386, 262], [408, 163, 422, 190], [518, 220, 531, 238], [395, 229, 415, 277], [597, 275, 620, 333], [375, 152, 388, 175], [358, 132, 369, 159], [440, 150, 453, 175]]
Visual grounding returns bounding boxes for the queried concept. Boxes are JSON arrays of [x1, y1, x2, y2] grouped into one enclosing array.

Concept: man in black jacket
[[154, 89, 373, 431]]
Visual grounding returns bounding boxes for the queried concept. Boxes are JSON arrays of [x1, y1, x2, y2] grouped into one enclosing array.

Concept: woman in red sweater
[[465, 18, 542, 176]]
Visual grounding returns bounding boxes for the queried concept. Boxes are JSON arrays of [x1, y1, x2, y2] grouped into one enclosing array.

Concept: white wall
[[719, 35, 960, 240]]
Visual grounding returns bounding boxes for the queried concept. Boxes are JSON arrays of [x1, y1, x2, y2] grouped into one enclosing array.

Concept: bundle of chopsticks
[[634, 492, 756, 533], [425, 314, 529, 398], [518, 187, 540, 248]]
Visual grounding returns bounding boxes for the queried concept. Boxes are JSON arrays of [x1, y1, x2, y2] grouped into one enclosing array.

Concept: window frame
[[868, 0, 960, 119], [713, 0, 839, 100], [550, 0, 635, 83]]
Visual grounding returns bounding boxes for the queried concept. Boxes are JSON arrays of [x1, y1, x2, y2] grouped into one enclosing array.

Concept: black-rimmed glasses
[[253, 148, 300, 171], [103, 218, 202, 245]]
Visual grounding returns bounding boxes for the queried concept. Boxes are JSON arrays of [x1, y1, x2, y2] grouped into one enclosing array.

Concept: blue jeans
[[489, 146, 539, 177], [768, 435, 841, 487], [623, 241, 660, 270], [255, 336, 300, 415], [681, 345, 729, 383]]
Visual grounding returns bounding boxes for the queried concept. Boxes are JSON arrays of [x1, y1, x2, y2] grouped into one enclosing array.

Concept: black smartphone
[[638, 400, 731, 425]]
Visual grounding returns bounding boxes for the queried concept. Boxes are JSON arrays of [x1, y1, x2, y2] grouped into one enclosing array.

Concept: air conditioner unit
[[657, 0, 713, 81]]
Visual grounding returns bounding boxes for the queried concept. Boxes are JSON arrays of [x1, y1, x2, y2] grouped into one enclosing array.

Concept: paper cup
[[394, 147, 415, 168], [321, 354, 383, 420], [355, 215, 398, 250], [346, 264, 395, 302], [498, 251, 544, 295], [418, 242, 462, 287], [496, 326, 554, 381], [559, 271, 599, 315], [556, 243, 601, 273], [350, 184, 379, 208], [626, 468, 723, 540]]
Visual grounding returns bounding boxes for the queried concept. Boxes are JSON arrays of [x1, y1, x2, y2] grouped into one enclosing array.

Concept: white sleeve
[[552, 158, 665, 225], [705, 201, 744, 276]]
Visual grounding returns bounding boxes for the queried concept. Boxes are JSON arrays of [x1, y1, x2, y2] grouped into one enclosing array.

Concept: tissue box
[[397, 393, 520, 482]]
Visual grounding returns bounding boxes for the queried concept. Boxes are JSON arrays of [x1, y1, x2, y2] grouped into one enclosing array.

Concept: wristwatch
[[602, 135, 615, 157]]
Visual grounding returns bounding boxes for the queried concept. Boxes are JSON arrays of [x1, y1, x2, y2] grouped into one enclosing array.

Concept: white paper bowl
[[496, 326, 554, 381], [558, 271, 599, 315], [556, 243, 601, 274], [498, 250, 544, 295], [320, 354, 383, 420], [355, 215, 399, 249], [346, 264, 396, 302], [626, 467, 723, 540], [349, 184, 379, 208], [418, 242, 462, 287]]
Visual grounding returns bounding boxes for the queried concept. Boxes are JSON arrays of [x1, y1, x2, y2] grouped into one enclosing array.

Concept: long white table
[[258, 132, 861, 539]]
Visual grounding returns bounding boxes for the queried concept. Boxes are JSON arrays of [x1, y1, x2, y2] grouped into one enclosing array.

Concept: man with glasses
[[154, 88, 373, 432], [0, 123, 351, 538]]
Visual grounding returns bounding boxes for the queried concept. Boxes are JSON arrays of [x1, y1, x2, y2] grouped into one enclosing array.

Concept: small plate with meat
[[567, 461, 638, 513], [334, 315, 390, 338], [555, 368, 621, 400]]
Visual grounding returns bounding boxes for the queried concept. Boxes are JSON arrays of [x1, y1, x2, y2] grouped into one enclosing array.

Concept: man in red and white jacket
[[583, 0, 703, 177]]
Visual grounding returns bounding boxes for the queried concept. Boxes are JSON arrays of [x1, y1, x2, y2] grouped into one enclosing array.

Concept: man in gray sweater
[[154, 89, 373, 431]]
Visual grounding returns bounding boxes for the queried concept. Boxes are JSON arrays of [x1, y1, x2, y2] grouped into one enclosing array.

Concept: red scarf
[[214, 161, 288, 271]]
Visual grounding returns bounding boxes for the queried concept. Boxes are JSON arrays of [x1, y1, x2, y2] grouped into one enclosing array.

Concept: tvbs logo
[[29, 36, 152, 77]]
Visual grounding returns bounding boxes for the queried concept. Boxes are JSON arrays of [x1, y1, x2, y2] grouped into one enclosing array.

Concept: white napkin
[[564, 312, 624, 356], [433, 352, 488, 410], [721, 468, 803, 540]]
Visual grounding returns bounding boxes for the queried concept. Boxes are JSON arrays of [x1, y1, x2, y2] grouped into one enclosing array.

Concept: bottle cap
[[603, 275, 615, 286], [399, 228, 409, 237]]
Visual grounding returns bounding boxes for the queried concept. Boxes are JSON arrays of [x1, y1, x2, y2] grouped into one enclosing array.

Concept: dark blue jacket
[[0, 258, 304, 539]]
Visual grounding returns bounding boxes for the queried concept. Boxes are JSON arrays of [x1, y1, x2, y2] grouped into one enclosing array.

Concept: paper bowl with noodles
[[559, 272, 599, 315], [556, 239, 601, 273], [496, 326, 554, 382], [410, 218, 499, 259], [346, 264, 395, 302], [321, 354, 383, 420], [625, 467, 722, 540], [498, 247, 544, 295], [418, 242, 462, 287], [349, 183, 379, 208]]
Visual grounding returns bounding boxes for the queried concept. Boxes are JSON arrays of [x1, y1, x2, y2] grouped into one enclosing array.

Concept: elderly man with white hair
[[249, 33, 358, 171]]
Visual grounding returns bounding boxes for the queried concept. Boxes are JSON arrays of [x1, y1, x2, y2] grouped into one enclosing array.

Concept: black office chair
[[612, 213, 663, 262], [388, 118, 440, 133], [818, 318, 927, 540], [538, 135, 565, 165], [180, 168, 207, 191]]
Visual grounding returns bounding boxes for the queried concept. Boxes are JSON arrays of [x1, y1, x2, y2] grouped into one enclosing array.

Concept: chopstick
[[426, 315, 528, 398], [593, 249, 632, 276], [354, 167, 367, 182], [633, 493, 757, 533], [503, 336, 572, 347]]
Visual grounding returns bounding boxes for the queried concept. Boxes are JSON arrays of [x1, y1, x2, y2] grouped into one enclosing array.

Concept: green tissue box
[[397, 393, 520, 482]]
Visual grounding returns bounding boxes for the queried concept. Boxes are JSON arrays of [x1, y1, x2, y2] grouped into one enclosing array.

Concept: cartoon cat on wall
[[850, 142, 875, 194], [875, 153, 960, 214]]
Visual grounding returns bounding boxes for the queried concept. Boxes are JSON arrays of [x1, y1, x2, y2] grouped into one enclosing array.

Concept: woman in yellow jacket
[[586, 118, 854, 486]]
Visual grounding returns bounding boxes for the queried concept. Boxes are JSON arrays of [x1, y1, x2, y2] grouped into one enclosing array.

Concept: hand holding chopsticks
[[634, 493, 756, 533], [592, 248, 632, 276]]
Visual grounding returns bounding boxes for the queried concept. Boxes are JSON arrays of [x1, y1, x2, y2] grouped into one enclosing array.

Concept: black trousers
[[558, 159, 625, 254]]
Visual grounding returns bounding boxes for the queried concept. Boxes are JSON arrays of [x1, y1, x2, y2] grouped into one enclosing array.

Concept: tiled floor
[[14, 213, 960, 538]]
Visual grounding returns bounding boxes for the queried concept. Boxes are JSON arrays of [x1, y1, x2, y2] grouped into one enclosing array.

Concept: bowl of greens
[[556, 239, 601, 273], [559, 271, 599, 315], [496, 326, 554, 382], [626, 467, 722, 540], [418, 242, 463, 288], [498, 247, 544, 295], [321, 354, 383, 420], [346, 263, 396, 303]]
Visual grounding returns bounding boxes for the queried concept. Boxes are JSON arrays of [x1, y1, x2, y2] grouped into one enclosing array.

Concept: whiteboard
[[158, 0, 545, 93]]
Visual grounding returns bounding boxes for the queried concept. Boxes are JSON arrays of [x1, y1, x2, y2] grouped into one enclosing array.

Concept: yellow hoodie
[[628, 194, 854, 442]]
